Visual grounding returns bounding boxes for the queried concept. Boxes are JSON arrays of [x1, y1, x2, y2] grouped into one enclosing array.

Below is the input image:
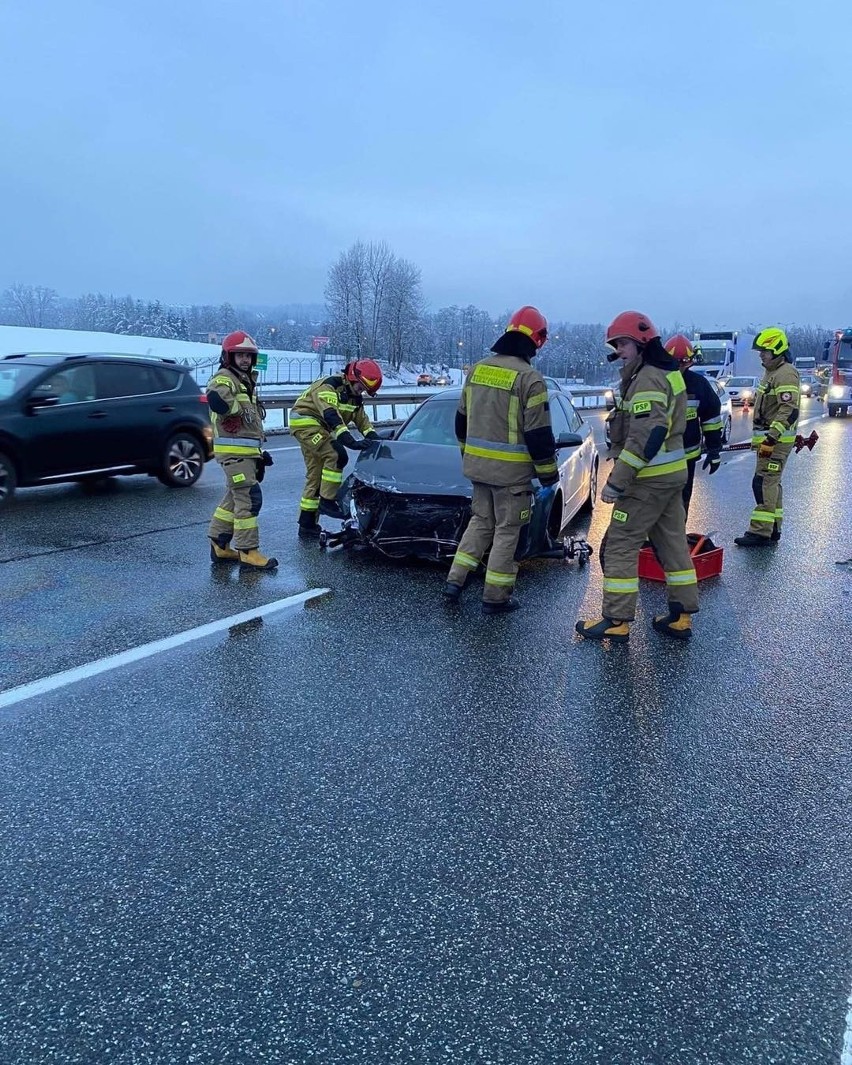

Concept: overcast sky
[[2, 0, 850, 325]]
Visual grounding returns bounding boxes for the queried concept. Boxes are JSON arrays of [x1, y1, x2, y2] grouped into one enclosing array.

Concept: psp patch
[[780, 391, 793, 401]]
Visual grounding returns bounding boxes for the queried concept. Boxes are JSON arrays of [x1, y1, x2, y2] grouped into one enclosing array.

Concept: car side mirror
[[26, 394, 60, 411], [554, 431, 582, 449], [374, 427, 396, 440]]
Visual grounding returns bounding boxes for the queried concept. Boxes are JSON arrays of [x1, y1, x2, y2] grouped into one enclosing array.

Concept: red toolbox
[[638, 533, 724, 582]]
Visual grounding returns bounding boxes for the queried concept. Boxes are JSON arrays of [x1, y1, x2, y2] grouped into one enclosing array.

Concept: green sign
[[256, 351, 269, 371]]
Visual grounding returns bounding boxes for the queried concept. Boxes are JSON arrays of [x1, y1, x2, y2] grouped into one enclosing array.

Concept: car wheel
[[0, 452, 17, 508], [158, 432, 205, 487], [722, 415, 732, 444], [581, 457, 599, 513]]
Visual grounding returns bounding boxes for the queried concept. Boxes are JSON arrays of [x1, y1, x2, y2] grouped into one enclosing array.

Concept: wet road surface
[[1, 402, 851, 1064]]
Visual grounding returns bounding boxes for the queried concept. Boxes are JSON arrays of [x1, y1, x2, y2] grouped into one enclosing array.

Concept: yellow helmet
[[753, 327, 789, 357]]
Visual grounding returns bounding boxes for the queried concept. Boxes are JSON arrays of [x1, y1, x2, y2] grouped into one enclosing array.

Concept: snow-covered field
[[0, 325, 463, 389]]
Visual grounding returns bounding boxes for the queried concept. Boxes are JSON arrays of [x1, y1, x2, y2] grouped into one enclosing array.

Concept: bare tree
[[2, 283, 58, 327], [382, 258, 424, 369]]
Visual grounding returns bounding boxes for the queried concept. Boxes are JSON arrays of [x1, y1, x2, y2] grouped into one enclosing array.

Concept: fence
[[181, 355, 326, 388]]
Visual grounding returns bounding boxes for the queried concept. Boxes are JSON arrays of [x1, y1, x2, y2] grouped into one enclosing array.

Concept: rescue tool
[[720, 430, 819, 454]]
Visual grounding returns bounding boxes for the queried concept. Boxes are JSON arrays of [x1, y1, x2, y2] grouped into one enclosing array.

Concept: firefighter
[[734, 327, 800, 547], [207, 331, 277, 571], [289, 359, 383, 536], [575, 311, 698, 642], [443, 306, 559, 615], [663, 334, 723, 521]]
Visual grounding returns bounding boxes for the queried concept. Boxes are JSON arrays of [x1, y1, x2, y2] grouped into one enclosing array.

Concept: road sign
[[256, 352, 269, 371]]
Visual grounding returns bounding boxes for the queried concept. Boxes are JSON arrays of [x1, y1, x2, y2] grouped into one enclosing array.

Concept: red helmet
[[345, 358, 383, 396], [605, 311, 659, 348], [505, 306, 548, 349], [663, 334, 695, 363], [220, 330, 259, 368]]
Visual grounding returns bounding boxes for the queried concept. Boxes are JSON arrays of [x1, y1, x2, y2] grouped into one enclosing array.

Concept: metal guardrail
[[260, 386, 609, 432]]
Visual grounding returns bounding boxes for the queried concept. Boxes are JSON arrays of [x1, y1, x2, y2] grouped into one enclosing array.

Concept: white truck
[[692, 330, 759, 380]]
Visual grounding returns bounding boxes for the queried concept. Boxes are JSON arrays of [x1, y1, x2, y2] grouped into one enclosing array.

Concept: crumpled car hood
[[349, 440, 470, 497]]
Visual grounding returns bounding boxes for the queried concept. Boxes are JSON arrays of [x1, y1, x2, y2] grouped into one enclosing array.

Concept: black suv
[[0, 353, 214, 507]]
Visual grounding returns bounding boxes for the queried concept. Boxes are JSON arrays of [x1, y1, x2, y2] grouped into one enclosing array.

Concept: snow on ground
[[0, 325, 463, 389]]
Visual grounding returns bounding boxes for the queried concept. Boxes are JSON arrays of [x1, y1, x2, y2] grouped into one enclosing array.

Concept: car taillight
[[199, 394, 208, 403]]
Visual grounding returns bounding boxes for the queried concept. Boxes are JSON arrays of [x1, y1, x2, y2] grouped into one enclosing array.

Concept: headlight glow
[[830, 385, 845, 398]]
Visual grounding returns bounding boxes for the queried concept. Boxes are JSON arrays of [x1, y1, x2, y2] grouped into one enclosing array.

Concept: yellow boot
[[574, 617, 630, 642], [210, 537, 240, 563], [652, 610, 693, 640], [238, 548, 278, 571]]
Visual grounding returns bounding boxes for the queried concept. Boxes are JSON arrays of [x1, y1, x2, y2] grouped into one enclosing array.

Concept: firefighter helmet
[[606, 311, 660, 348], [663, 334, 695, 363], [753, 327, 789, 357], [505, 306, 548, 349], [345, 358, 383, 396], [220, 330, 259, 368]]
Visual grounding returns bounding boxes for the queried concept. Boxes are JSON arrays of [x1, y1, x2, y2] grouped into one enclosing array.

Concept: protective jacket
[[206, 366, 264, 460], [454, 354, 558, 487], [682, 368, 723, 461], [752, 357, 800, 447], [607, 348, 687, 491], [289, 376, 376, 440]]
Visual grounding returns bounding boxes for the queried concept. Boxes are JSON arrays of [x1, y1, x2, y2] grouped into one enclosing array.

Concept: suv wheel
[[158, 432, 205, 487], [0, 452, 16, 508]]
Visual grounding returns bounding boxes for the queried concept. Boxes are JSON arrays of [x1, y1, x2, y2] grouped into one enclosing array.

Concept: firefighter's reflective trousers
[[747, 445, 791, 538], [447, 482, 532, 604], [600, 481, 698, 621], [208, 457, 263, 551], [292, 427, 347, 519]]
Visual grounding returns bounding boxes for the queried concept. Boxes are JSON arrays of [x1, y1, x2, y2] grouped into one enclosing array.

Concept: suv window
[[0, 363, 43, 398], [95, 362, 179, 399], [32, 365, 97, 404]]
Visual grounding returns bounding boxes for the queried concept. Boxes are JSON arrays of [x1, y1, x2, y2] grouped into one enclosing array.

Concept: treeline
[[2, 270, 835, 385]]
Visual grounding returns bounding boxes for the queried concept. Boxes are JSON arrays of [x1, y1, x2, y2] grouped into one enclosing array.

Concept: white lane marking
[[842, 990, 852, 1065], [0, 590, 330, 711]]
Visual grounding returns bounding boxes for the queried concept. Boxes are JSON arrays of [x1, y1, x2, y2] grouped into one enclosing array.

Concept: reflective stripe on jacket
[[752, 359, 800, 446], [456, 356, 557, 487], [609, 357, 688, 489], [206, 367, 264, 459], [290, 376, 374, 438]]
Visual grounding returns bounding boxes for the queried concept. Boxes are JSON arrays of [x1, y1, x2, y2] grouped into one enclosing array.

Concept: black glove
[[338, 431, 369, 451], [538, 470, 559, 488], [364, 431, 380, 442], [255, 450, 274, 482], [702, 451, 721, 474], [332, 440, 349, 468]]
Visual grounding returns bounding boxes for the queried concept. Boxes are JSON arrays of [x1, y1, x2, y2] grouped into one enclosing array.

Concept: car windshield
[[727, 377, 755, 387], [396, 399, 458, 445], [0, 363, 44, 399]]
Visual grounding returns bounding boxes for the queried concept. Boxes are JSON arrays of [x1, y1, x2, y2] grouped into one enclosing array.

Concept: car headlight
[[604, 389, 613, 400], [830, 385, 845, 398]]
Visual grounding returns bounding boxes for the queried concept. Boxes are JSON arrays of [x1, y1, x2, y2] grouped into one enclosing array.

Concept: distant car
[[723, 375, 760, 407], [335, 385, 599, 561], [416, 373, 433, 387], [0, 352, 213, 508], [603, 386, 617, 411], [799, 374, 821, 399], [434, 374, 451, 387]]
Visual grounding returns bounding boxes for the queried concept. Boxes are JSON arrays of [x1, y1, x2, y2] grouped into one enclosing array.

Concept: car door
[[22, 364, 101, 477], [91, 362, 178, 465], [556, 396, 591, 520], [547, 395, 578, 523]]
